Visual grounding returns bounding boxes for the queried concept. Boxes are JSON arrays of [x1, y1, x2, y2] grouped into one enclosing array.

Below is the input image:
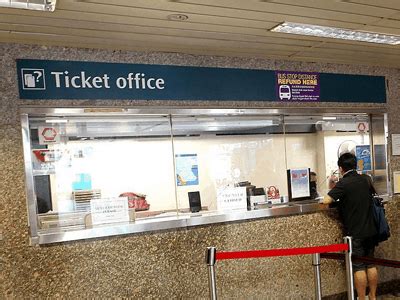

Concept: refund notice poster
[[276, 71, 320, 101]]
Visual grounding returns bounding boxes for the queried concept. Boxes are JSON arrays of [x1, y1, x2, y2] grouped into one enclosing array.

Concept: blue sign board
[[16, 59, 386, 103]]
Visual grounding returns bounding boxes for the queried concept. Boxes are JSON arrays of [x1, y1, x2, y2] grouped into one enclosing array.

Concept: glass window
[[21, 109, 389, 244], [284, 114, 387, 199], [28, 114, 177, 232], [171, 115, 285, 214]]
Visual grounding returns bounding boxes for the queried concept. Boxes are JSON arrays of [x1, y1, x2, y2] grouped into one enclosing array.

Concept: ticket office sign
[[16, 59, 386, 103], [17, 59, 275, 101]]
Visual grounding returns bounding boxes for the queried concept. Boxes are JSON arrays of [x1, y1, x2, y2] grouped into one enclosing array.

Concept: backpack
[[371, 195, 390, 243]]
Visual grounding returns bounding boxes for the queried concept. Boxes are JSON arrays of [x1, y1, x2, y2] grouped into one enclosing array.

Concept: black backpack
[[371, 194, 391, 243], [362, 174, 390, 244]]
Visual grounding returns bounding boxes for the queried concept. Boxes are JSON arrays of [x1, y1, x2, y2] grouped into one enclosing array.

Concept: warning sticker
[[38, 126, 60, 145]]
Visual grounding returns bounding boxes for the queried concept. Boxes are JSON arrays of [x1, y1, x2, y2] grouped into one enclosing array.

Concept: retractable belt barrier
[[321, 252, 400, 268], [206, 237, 355, 300]]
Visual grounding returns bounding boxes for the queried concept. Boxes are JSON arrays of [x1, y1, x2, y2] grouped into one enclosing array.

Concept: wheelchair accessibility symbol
[[21, 69, 46, 90]]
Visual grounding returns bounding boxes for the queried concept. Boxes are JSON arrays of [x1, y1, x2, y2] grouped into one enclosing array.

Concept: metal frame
[[20, 106, 387, 116], [312, 253, 322, 300], [344, 236, 355, 300], [19, 107, 389, 245], [21, 113, 40, 245], [206, 247, 217, 300]]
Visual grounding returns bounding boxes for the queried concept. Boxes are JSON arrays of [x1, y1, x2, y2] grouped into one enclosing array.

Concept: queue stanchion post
[[206, 247, 217, 300], [312, 253, 322, 300], [344, 236, 354, 300]]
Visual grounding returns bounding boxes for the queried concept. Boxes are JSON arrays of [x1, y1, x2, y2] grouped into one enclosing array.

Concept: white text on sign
[[50, 71, 165, 90]]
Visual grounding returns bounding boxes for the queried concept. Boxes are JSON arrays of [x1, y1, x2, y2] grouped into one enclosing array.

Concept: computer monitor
[[287, 168, 311, 201], [188, 191, 202, 213]]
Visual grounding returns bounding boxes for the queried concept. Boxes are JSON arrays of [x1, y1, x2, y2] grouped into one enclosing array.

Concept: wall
[[1, 43, 399, 298]]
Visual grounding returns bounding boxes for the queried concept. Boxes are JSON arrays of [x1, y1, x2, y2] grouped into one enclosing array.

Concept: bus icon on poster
[[279, 85, 291, 100]]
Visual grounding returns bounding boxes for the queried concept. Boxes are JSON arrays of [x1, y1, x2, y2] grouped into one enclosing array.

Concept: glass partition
[[21, 109, 389, 244], [171, 115, 285, 213], [27, 114, 177, 232], [283, 114, 383, 199]]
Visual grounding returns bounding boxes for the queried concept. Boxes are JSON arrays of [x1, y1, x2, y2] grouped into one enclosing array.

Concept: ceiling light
[[271, 22, 400, 45], [322, 117, 337, 120], [167, 14, 189, 21], [0, 0, 56, 11]]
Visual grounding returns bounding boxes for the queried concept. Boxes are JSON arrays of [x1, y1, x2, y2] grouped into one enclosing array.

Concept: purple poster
[[276, 71, 320, 101]]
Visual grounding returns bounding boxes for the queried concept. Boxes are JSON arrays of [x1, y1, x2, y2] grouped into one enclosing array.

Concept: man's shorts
[[352, 238, 376, 272]]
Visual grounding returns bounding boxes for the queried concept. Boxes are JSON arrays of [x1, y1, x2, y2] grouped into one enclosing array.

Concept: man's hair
[[338, 152, 357, 172]]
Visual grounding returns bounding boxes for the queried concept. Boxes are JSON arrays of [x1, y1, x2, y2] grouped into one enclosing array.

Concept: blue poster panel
[[175, 154, 199, 186], [356, 145, 372, 172]]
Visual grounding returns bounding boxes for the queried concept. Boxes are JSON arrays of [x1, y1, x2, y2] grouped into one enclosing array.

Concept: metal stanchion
[[206, 247, 217, 300], [312, 253, 322, 300], [344, 236, 354, 300]]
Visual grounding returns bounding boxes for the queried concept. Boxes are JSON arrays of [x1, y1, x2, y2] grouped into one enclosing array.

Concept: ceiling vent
[[0, 0, 56, 11]]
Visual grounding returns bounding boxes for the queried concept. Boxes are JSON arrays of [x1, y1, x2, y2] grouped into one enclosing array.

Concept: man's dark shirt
[[328, 170, 377, 239]]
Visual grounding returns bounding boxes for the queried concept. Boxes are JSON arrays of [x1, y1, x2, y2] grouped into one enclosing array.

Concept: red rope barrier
[[216, 243, 349, 261]]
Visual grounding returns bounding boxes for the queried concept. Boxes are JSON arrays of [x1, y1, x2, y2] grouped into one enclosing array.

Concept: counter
[[36, 200, 329, 244]]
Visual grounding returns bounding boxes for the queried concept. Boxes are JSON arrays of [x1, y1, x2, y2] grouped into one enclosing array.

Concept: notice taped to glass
[[90, 197, 129, 225], [276, 71, 320, 102]]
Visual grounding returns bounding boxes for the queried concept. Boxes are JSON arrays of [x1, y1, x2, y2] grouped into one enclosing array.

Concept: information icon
[[21, 69, 46, 90]]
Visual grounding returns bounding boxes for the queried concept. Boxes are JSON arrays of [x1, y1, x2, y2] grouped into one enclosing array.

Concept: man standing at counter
[[322, 152, 378, 300]]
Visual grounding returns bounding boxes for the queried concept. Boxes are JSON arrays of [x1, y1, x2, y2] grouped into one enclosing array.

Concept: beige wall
[[1, 43, 399, 298]]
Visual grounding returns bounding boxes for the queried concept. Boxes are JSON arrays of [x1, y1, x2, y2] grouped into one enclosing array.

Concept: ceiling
[[1, 0, 400, 68]]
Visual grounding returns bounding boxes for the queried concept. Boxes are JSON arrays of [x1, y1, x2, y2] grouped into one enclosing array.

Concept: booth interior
[[21, 108, 389, 244]]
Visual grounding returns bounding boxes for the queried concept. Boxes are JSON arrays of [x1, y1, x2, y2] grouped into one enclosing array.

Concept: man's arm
[[321, 194, 334, 204], [319, 175, 340, 204]]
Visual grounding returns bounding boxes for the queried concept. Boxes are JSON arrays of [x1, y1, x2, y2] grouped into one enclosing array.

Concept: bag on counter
[[119, 192, 150, 211], [371, 195, 390, 244]]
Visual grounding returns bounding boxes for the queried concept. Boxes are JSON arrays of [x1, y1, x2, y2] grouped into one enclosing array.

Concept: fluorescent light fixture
[[45, 119, 67, 123], [0, 0, 56, 11], [322, 116, 337, 120], [271, 22, 400, 45]]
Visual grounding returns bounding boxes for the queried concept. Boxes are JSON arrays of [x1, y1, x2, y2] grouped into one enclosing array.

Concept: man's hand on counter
[[318, 195, 334, 205]]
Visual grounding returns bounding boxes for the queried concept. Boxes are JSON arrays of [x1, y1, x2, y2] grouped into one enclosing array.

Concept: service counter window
[[20, 108, 389, 245], [172, 115, 285, 212], [283, 115, 388, 198]]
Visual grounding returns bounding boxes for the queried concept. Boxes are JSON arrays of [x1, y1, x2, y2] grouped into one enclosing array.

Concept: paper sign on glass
[[392, 134, 400, 156], [90, 197, 129, 225], [217, 187, 247, 211]]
